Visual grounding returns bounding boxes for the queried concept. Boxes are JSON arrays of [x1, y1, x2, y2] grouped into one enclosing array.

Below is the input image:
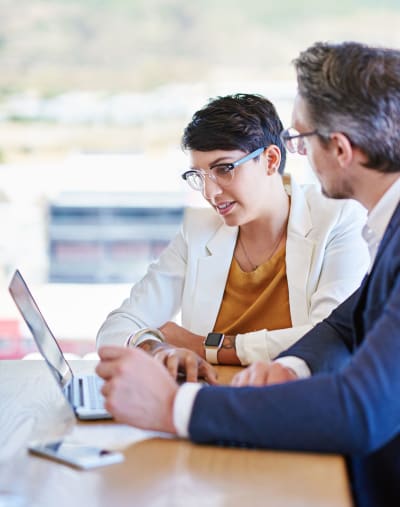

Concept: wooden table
[[0, 360, 353, 507]]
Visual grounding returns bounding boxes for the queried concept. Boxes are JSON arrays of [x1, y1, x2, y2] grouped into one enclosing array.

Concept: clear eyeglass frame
[[181, 146, 265, 191]]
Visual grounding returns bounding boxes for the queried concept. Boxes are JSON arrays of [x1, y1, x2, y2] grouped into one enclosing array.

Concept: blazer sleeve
[[188, 269, 400, 454], [236, 200, 369, 364], [278, 286, 360, 372], [96, 224, 188, 347]]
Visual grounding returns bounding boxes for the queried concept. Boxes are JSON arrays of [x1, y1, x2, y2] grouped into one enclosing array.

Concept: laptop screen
[[8, 270, 73, 388]]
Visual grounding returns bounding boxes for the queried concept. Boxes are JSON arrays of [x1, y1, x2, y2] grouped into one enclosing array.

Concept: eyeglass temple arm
[[232, 147, 265, 167]]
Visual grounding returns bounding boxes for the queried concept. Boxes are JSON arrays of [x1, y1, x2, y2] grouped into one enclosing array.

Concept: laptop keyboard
[[67, 375, 106, 410], [85, 375, 106, 410]]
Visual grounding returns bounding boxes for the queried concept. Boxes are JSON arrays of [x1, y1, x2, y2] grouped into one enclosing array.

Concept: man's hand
[[230, 361, 298, 387], [152, 343, 218, 384], [96, 346, 178, 433]]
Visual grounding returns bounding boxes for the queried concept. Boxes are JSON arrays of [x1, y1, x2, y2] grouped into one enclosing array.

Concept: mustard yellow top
[[213, 245, 292, 335]]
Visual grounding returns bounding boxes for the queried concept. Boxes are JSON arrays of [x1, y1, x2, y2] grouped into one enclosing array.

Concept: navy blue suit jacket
[[189, 202, 400, 507]]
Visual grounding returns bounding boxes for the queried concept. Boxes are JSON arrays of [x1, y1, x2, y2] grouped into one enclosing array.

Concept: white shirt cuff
[[274, 356, 311, 379], [235, 330, 271, 365], [173, 382, 203, 438]]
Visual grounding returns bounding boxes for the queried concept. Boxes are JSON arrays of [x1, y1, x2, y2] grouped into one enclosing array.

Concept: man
[[96, 41, 400, 507]]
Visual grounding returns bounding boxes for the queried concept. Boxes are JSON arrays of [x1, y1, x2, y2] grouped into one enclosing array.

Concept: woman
[[96, 94, 369, 382]]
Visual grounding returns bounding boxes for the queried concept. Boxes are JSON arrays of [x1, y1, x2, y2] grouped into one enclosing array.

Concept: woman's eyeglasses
[[181, 147, 265, 192]]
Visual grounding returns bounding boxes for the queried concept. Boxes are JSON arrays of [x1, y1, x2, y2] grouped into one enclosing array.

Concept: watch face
[[205, 333, 223, 347]]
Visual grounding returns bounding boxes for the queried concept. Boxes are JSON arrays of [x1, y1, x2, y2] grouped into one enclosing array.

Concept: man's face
[[292, 94, 354, 200]]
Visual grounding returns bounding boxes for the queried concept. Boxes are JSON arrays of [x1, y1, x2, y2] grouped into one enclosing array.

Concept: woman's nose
[[202, 174, 223, 200]]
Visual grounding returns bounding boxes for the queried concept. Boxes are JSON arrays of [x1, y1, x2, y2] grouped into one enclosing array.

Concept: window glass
[[1, 0, 398, 357]]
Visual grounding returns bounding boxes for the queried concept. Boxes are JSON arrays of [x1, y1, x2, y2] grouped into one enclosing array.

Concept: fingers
[[153, 347, 179, 379], [96, 346, 131, 380], [198, 361, 218, 385], [184, 353, 200, 383], [98, 345, 127, 360], [231, 362, 299, 387], [153, 346, 194, 381], [265, 363, 298, 385], [154, 346, 206, 383], [96, 345, 179, 432], [230, 368, 250, 387], [99, 377, 112, 398], [100, 342, 214, 386], [96, 346, 151, 381], [165, 352, 180, 380], [230, 361, 270, 387]]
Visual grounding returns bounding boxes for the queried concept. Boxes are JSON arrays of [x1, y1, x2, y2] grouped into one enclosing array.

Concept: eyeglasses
[[280, 127, 319, 155], [181, 147, 265, 192]]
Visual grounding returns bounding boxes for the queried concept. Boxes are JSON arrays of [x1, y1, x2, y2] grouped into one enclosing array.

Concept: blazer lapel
[[284, 176, 315, 325], [352, 203, 400, 344], [368, 202, 400, 276], [190, 224, 238, 334]]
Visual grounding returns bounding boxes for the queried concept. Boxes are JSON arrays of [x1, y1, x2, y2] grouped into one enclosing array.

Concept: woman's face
[[188, 148, 277, 227]]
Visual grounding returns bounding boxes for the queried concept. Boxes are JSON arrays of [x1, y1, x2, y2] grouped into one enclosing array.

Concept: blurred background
[[1, 0, 399, 358]]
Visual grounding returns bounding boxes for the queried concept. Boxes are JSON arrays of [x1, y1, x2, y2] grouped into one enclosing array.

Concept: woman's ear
[[264, 145, 281, 175]]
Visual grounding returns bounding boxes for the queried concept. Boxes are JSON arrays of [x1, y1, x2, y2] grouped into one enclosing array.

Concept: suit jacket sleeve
[[277, 286, 360, 373], [188, 233, 400, 454]]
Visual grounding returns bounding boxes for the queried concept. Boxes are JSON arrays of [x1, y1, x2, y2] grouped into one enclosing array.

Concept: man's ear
[[264, 145, 281, 175], [330, 133, 354, 168]]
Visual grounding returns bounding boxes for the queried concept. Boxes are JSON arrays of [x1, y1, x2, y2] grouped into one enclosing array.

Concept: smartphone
[[28, 440, 124, 469]]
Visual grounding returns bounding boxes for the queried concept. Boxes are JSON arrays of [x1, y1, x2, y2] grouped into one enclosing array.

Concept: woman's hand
[[151, 342, 218, 384], [230, 361, 298, 387]]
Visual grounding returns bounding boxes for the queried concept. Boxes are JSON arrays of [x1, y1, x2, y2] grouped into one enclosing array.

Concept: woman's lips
[[215, 201, 235, 216]]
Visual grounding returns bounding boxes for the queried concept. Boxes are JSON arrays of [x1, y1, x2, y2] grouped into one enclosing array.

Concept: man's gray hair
[[294, 41, 400, 173]]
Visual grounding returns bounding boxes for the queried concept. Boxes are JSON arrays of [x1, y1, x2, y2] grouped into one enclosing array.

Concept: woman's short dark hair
[[182, 93, 286, 174], [294, 41, 400, 173]]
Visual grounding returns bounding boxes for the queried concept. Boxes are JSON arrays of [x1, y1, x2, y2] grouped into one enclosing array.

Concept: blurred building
[[48, 191, 184, 283]]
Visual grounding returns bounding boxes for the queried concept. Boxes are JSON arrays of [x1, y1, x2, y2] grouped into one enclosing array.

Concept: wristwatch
[[203, 332, 224, 364]]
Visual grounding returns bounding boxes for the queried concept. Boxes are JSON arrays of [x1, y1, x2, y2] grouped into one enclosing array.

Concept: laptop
[[8, 269, 111, 420]]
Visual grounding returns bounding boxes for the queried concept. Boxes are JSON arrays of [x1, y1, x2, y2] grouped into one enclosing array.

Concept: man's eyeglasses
[[181, 147, 265, 192], [280, 127, 319, 155]]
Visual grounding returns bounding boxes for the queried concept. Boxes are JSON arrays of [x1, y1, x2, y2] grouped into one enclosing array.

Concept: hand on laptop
[[97, 346, 178, 433], [150, 343, 218, 384], [136, 321, 218, 384]]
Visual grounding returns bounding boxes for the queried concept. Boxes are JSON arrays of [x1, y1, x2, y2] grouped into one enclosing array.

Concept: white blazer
[[97, 175, 370, 364]]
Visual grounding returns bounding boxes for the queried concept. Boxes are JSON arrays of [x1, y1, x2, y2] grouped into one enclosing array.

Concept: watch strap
[[205, 346, 219, 365], [204, 332, 224, 364]]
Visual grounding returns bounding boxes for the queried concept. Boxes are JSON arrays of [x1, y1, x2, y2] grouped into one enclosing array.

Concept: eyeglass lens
[[282, 129, 307, 155], [186, 166, 233, 191]]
